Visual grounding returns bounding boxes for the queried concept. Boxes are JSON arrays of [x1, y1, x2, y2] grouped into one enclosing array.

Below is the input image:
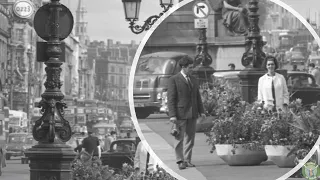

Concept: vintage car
[[134, 51, 188, 119], [101, 138, 137, 172], [92, 122, 119, 136], [289, 51, 306, 65], [5, 133, 36, 160], [119, 116, 134, 133]]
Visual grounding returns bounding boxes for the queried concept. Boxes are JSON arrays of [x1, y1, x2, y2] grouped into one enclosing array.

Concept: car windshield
[[25, 137, 33, 144], [113, 141, 136, 152], [9, 117, 20, 125], [292, 46, 307, 52], [8, 136, 26, 143], [310, 59, 320, 65], [136, 57, 176, 75], [287, 74, 314, 87]]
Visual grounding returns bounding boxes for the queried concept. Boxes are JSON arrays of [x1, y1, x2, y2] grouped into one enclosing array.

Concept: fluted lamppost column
[[25, 0, 76, 179], [192, 23, 214, 87]]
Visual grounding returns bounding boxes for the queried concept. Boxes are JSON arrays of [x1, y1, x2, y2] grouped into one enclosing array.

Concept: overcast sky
[[60, 0, 320, 44]]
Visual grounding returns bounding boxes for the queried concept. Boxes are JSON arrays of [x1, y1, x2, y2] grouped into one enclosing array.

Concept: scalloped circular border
[[128, 0, 320, 180]]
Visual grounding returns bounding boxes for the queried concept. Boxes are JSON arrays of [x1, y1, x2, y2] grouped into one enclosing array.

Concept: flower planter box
[[215, 144, 268, 166], [264, 145, 296, 168]]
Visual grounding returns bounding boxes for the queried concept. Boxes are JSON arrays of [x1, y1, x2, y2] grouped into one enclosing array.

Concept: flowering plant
[[203, 77, 265, 153], [286, 101, 320, 159], [200, 76, 241, 117], [71, 152, 114, 180], [259, 99, 303, 146], [70, 151, 177, 180]]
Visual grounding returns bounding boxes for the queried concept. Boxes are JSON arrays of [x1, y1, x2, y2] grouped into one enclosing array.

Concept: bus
[[8, 110, 27, 133]]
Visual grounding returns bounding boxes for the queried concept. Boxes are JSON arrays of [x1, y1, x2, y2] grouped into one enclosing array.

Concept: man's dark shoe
[[178, 162, 186, 170], [185, 161, 196, 167]]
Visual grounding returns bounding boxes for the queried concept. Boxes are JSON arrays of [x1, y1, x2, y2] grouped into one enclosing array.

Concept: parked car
[[101, 138, 137, 172], [119, 116, 134, 133], [5, 133, 36, 160], [289, 51, 306, 65], [134, 51, 188, 119]]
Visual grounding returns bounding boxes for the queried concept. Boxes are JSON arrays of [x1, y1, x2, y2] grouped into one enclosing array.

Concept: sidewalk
[[139, 123, 206, 180], [139, 122, 305, 180]]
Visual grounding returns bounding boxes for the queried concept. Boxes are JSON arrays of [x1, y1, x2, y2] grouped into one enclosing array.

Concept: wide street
[[1, 157, 29, 180], [137, 113, 306, 180]]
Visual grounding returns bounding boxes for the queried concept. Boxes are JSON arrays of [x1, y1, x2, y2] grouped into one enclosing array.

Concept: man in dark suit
[[167, 55, 206, 170], [81, 130, 101, 158]]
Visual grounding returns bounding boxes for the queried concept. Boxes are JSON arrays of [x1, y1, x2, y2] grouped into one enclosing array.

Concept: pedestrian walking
[[0, 145, 6, 176], [308, 63, 320, 85], [134, 137, 158, 175], [104, 131, 117, 151], [228, 63, 235, 70], [81, 129, 101, 159], [258, 56, 289, 112], [167, 55, 206, 170], [292, 64, 300, 71]]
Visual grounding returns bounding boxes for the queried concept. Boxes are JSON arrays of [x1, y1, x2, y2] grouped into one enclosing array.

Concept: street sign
[[192, 1, 210, 19], [36, 42, 65, 62], [34, 3, 74, 41], [194, 18, 208, 28], [13, 0, 35, 19]]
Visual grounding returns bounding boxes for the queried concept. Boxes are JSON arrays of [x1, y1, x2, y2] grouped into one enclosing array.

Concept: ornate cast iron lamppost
[[193, 27, 214, 84], [122, 0, 173, 34], [25, 0, 76, 179], [192, 1, 214, 86], [238, 0, 270, 103]]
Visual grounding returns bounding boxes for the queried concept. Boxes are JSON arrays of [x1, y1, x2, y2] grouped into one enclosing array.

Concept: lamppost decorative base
[[25, 144, 76, 180], [32, 98, 72, 143], [238, 70, 265, 103]]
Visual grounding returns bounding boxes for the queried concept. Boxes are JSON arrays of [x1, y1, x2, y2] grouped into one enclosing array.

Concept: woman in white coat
[[134, 137, 158, 175], [258, 56, 289, 111]]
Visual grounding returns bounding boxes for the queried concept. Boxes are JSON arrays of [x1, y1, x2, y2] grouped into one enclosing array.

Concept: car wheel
[[6, 154, 10, 160], [135, 108, 151, 119]]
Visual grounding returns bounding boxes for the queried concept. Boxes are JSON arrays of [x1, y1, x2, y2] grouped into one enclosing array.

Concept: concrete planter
[[215, 144, 268, 166], [264, 145, 296, 168]]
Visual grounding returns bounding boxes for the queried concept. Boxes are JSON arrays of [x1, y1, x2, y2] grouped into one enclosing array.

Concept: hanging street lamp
[[122, 0, 173, 34]]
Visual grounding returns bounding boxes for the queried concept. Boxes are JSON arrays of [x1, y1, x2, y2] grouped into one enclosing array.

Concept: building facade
[[92, 39, 137, 114], [261, 3, 305, 31], [0, 3, 10, 95], [75, 0, 95, 100], [0, 0, 42, 113]]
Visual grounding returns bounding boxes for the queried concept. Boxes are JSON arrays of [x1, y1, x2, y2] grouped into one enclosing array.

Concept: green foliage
[[202, 77, 265, 153], [70, 151, 178, 180]]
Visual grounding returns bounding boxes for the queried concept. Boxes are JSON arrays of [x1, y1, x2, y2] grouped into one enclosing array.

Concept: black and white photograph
[[0, 0, 182, 179], [131, 0, 320, 179], [0, 0, 320, 180]]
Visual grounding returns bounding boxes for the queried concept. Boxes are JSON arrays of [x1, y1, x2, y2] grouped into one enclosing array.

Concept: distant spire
[[75, 0, 88, 45]]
